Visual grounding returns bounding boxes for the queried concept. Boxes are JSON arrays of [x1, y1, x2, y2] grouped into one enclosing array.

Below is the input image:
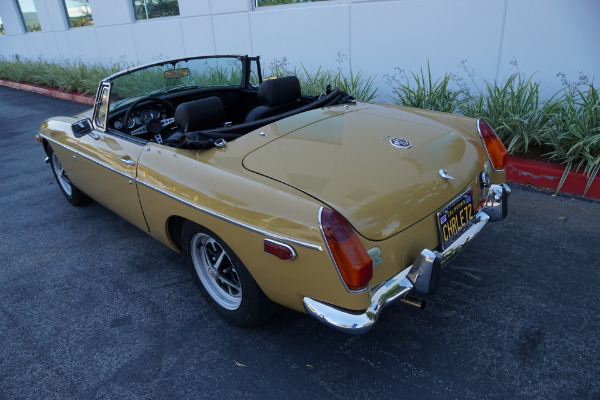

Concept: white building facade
[[0, 0, 598, 98]]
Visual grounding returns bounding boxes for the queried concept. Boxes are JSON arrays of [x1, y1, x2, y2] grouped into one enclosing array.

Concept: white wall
[[1, 0, 598, 99]]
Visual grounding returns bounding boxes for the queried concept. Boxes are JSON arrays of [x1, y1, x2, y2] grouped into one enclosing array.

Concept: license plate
[[437, 189, 475, 250]]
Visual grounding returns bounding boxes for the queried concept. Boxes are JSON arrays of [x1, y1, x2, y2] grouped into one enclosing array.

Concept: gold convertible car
[[37, 55, 510, 333]]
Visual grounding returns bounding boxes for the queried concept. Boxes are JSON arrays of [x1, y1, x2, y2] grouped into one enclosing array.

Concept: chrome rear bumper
[[303, 183, 510, 334]]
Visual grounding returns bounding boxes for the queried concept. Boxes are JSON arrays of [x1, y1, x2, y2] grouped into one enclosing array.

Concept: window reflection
[[16, 0, 41, 32], [132, 0, 179, 21], [63, 0, 94, 28]]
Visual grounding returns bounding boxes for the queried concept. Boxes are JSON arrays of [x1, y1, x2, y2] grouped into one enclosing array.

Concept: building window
[[0, 16, 5, 35], [63, 0, 94, 27], [16, 0, 41, 32], [255, 0, 327, 6], [132, 0, 180, 21]]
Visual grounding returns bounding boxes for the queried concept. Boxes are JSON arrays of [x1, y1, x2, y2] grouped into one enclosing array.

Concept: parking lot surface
[[1, 86, 599, 399]]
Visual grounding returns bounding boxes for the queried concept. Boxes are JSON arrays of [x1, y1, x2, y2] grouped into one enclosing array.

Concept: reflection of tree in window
[[133, 0, 180, 20], [17, 0, 42, 32], [64, 0, 94, 27]]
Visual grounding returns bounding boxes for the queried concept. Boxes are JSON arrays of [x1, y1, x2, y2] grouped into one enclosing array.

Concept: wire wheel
[[190, 232, 242, 310], [51, 151, 73, 196]]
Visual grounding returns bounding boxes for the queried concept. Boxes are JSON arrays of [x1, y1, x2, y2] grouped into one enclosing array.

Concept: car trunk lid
[[243, 103, 482, 241]]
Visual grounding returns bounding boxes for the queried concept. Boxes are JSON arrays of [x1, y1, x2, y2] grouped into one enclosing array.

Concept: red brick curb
[[2, 79, 598, 199], [507, 156, 599, 200], [0, 79, 94, 105]]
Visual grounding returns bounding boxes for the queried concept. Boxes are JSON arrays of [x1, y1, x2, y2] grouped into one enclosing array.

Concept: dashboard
[[112, 107, 165, 131]]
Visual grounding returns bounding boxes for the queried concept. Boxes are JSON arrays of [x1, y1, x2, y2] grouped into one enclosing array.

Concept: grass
[[1, 55, 598, 195], [0, 55, 119, 95]]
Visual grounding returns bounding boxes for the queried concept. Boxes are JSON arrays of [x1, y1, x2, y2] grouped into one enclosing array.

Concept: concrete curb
[[2, 79, 598, 199], [506, 156, 599, 200]]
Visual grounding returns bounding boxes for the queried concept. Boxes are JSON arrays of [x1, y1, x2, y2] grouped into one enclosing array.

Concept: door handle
[[120, 158, 135, 166]]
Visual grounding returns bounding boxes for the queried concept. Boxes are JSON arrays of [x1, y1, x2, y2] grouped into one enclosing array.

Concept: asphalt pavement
[[1, 85, 599, 399]]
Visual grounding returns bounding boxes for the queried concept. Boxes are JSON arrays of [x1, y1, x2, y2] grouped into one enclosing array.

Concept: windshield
[[108, 56, 243, 111]]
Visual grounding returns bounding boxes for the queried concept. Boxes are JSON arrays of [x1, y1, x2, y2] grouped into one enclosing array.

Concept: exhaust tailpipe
[[400, 295, 426, 310]]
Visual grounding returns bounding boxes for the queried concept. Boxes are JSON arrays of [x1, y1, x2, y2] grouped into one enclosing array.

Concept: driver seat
[[174, 96, 227, 132]]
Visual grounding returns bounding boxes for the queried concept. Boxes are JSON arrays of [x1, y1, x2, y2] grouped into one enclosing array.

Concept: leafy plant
[[387, 62, 463, 113], [545, 84, 600, 195], [265, 57, 378, 101], [459, 73, 561, 153]]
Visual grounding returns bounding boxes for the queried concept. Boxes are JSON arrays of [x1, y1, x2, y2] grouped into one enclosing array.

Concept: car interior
[[106, 75, 353, 150]]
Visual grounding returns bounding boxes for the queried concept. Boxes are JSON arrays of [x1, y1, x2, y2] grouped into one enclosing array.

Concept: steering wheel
[[123, 97, 176, 136]]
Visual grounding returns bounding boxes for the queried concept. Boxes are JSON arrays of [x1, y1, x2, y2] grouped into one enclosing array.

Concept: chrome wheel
[[51, 152, 72, 196], [190, 232, 242, 310]]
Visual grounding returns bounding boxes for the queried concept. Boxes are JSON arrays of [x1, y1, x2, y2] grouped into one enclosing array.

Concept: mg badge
[[390, 137, 412, 149]]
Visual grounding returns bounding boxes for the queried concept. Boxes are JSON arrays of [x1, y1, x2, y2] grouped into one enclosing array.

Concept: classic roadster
[[37, 55, 510, 333]]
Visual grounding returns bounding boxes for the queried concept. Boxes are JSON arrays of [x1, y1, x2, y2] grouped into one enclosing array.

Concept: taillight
[[320, 208, 373, 291], [477, 120, 508, 171]]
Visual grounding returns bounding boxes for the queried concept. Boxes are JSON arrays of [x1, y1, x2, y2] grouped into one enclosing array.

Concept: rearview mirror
[[71, 118, 93, 138], [164, 68, 190, 79]]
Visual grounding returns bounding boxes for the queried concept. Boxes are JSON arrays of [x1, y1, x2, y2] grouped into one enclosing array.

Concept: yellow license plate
[[437, 189, 475, 250]]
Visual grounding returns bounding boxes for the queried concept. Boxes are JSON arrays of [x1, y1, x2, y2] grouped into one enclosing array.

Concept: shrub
[[545, 84, 600, 195], [459, 73, 561, 154], [387, 62, 463, 113]]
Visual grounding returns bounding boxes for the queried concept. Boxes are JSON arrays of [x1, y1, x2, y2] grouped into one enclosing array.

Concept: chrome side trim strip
[[136, 179, 323, 252], [44, 136, 135, 180], [43, 136, 323, 251]]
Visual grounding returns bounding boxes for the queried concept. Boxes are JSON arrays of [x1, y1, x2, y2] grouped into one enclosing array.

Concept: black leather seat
[[245, 76, 302, 123], [174, 96, 226, 132]]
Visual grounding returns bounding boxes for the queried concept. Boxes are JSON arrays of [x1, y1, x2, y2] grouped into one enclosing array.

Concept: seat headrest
[[175, 96, 226, 131], [258, 76, 301, 106]]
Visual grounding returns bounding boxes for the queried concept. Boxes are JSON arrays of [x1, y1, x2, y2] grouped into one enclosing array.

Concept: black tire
[[48, 147, 89, 206], [182, 221, 276, 327]]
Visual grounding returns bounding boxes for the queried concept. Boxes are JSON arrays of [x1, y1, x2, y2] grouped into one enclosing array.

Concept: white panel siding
[[95, 24, 137, 64], [0, 0, 598, 98], [500, 0, 600, 95], [180, 16, 216, 56], [131, 18, 186, 63], [250, 4, 350, 71], [212, 13, 252, 55], [178, 0, 211, 17]]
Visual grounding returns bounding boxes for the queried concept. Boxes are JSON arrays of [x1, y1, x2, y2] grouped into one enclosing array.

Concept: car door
[[66, 83, 148, 231], [72, 131, 148, 231]]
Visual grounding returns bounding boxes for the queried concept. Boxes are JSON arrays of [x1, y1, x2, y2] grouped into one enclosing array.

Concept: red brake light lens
[[264, 239, 296, 261], [320, 208, 373, 291], [477, 120, 508, 171]]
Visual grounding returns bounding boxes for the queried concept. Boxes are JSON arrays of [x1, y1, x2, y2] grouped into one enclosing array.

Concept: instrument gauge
[[127, 117, 136, 129], [114, 120, 123, 130], [141, 110, 151, 122]]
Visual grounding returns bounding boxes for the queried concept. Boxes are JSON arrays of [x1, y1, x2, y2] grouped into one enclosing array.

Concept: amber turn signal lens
[[320, 208, 373, 291], [477, 120, 508, 171]]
